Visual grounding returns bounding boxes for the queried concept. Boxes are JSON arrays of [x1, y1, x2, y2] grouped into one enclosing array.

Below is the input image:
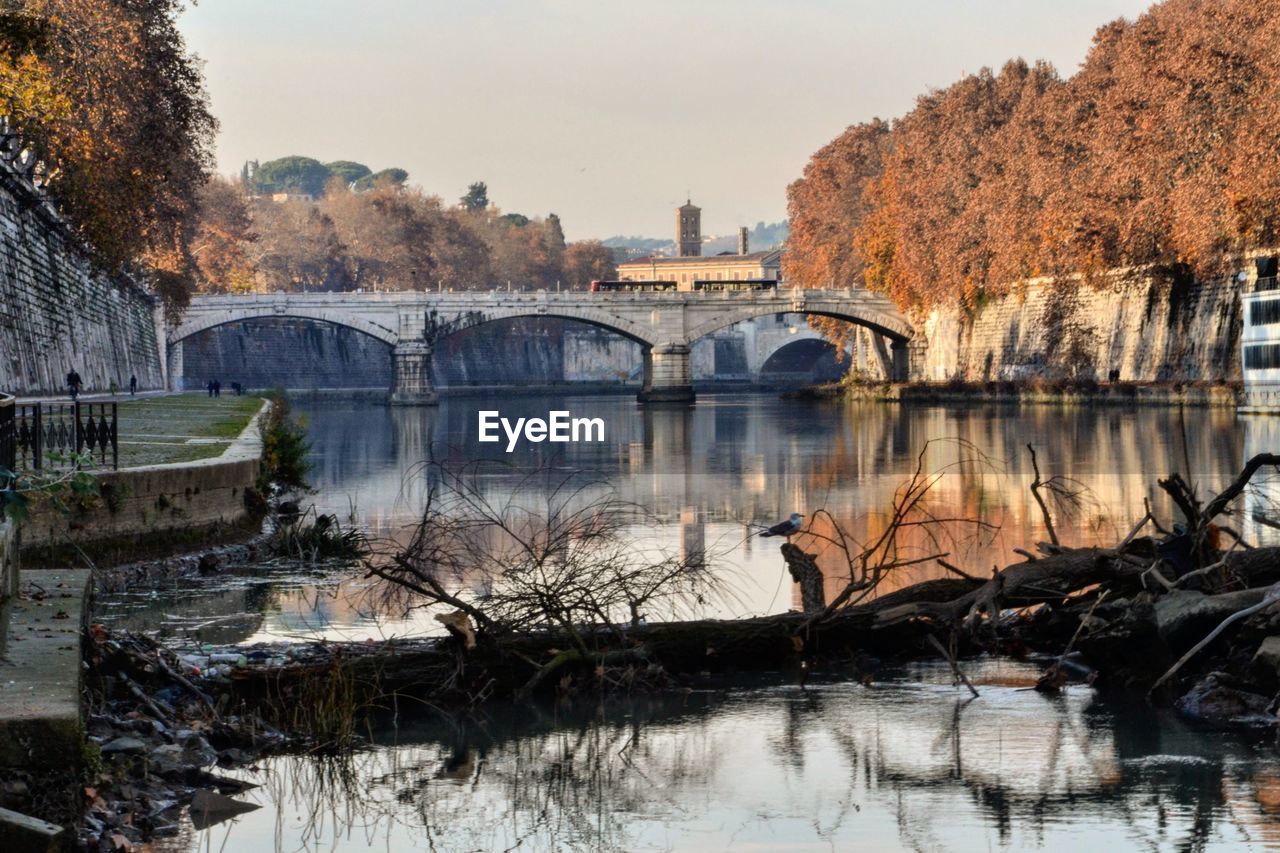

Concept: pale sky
[[179, 0, 1154, 242]]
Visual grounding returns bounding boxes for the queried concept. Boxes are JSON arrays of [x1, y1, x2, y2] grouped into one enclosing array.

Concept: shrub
[[258, 390, 311, 493]]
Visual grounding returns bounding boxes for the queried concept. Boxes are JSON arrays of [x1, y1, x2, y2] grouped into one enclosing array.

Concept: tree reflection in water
[[175, 660, 1274, 852]]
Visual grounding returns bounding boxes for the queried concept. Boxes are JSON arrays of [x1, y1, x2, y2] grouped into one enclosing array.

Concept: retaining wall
[[20, 404, 264, 560], [918, 275, 1241, 383], [0, 158, 165, 396]]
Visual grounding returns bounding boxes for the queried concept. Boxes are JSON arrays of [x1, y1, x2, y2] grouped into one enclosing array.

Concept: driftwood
[[212, 535, 1280, 707], [1149, 582, 1280, 695], [197, 449, 1280, 725], [1026, 444, 1060, 548], [1037, 591, 1108, 692], [872, 546, 1142, 629], [925, 633, 979, 698]]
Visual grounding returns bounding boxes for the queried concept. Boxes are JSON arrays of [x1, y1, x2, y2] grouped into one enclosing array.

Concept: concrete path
[[0, 569, 90, 771], [11, 393, 264, 468], [0, 569, 89, 849]]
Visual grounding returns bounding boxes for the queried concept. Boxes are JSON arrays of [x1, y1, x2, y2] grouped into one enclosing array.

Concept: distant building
[[676, 200, 702, 257], [617, 199, 782, 286], [1240, 254, 1280, 412]]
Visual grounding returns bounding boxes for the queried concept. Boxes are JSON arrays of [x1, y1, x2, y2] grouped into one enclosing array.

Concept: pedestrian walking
[[213, 379, 222, 398], [129, 374, 137, 395], [67, 368, 82, 401], [207, 379, 215, 398]]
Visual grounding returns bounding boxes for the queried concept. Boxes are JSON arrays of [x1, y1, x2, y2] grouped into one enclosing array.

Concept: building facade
[[619, 199, 783, 287]]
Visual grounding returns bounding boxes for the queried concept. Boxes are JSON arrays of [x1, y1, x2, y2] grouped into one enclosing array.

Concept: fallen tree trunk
[[219, 545, 1280, 706], [870, 547, 1145, 628]]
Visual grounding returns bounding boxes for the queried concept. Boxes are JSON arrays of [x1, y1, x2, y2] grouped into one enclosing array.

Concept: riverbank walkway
[[14, 392, 264, 468], [0, 394, 267, 841]]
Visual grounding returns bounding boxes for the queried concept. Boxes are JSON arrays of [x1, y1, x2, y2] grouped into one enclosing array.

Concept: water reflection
[[98, 395, 1269, 645], [164, 661, 1275, 852], [100, 396, 1280, 852], [305, 395, 1255, 613]]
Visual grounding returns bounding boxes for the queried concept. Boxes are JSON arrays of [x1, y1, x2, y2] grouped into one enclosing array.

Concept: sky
[[178, 0, 1155, 242]]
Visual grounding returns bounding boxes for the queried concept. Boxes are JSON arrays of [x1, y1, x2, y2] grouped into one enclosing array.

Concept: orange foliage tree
[[787, 0, 1280, 315], [1, 0, 216, 313]]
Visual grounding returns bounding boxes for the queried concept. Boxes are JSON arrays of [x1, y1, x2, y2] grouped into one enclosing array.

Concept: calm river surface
[[97, 393, 1280, 851]]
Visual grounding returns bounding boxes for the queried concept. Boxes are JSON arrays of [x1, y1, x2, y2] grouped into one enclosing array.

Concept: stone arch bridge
[[171, 289, 920, 404]]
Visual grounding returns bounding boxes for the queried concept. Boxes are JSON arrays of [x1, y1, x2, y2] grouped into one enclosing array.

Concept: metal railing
[[14, 401, 118, 471], [1253, 276, 1279, 293]]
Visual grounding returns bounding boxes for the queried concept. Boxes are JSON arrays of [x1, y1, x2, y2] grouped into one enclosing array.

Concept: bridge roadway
[[172, 288, 920, 404]]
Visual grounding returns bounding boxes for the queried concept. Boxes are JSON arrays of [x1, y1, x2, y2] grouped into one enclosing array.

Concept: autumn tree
[[785, 118, 890, 291], [433, 208, 492, 290], [322, 181, 445, 291], [2, 0, 217, 313], [191, 167, 596, 295], [192, 177, 256, 293], [561, 240, 616, 290], [0, 10, 68, 135], [787, 0, 1280, 315], [251, 199, 350, 292], [477, 211, 562, 289]]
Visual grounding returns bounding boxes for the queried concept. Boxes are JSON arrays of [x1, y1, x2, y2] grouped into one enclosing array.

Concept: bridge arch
[[757, 336, 846, 383], [683, 305, 913, 348], [441, 306, 656, 347], [168, 306, 400, 348]]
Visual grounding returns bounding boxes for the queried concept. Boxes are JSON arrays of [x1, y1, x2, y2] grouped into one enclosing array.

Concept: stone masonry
[[919, 274, 1240, 383], [0, 157, 164, 396]]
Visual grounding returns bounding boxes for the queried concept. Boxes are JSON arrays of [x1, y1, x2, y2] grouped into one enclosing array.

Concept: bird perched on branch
[[760, 512, 804, 538]]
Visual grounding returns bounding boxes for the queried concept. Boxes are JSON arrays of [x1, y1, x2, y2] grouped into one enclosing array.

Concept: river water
[[96, 393, 1280, 851]]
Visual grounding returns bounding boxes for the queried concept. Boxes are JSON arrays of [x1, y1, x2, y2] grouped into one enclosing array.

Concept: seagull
[[759, 512, 804, 538]]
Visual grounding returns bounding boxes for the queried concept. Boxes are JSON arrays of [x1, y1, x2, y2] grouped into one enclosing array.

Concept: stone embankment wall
[[181, 318, 392, 389], [0, 158, 164, 396], [20, 404, 265, 561], [180, 318, 638, 389], [918, 275, 1241, 383]]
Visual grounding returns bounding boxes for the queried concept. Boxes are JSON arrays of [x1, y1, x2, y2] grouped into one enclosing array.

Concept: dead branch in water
[[1147, 582, 1280, 696], [368, 460, 730, 658], [1027, 445, 1059, 548], [926, 633, 979, 698], [1202, 453, 1280, 525], [798, 439, 997, 629], [289, 449, 1280, 709]]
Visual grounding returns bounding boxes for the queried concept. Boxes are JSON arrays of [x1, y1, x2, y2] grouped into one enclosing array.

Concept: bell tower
[[676, 199, 701, 257]]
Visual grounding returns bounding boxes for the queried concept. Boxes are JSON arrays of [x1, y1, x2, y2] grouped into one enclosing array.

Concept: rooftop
[[618, 250, 781, 267]]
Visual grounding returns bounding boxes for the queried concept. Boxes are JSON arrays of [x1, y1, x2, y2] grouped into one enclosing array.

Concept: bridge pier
[[390, 341, 439, 406], [891, 339, 910, 382], [166, 340, 185, 391], [638, 343, 695, 404]]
